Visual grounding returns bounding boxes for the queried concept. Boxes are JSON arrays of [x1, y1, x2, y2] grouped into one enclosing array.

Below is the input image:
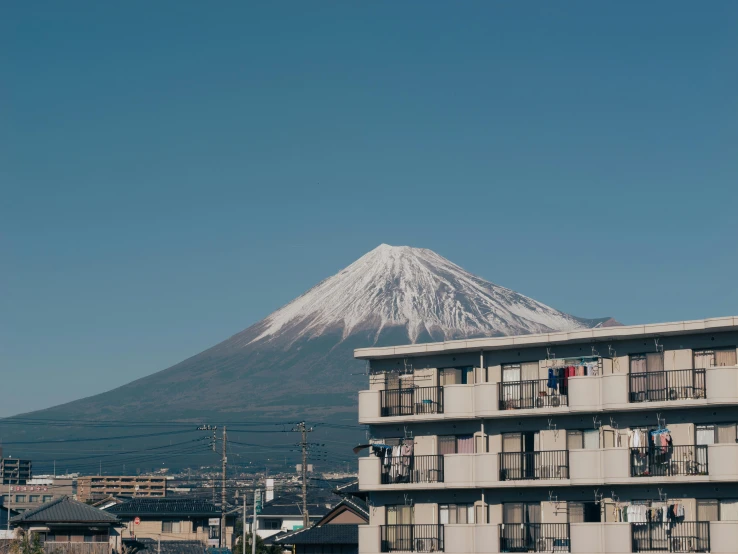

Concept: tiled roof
[[273, 524, 358, 545], [11, 497, 120, 524], [335, 497, 368, 519], [259, 497, 329, 517], [106, 498, 221, 517], [124, 538, 205, 554]]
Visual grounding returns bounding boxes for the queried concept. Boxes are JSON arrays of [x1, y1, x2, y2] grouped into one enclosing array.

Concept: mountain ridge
[[2, 245, 616, 468]]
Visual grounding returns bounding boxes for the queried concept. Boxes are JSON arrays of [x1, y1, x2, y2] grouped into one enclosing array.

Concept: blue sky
[[2, 1, 737, 417]]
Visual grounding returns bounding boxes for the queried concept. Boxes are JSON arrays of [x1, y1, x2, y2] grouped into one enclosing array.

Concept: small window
[[261, 519, 281, 530], [694, 348, 737, 368], [630, 353, 664, 373], [568, 429, 600, 449], [42, 496, 53, 502], [15, 495, 26, 503], [439, 504, 474, 524], [29, 495, 40, 503], [568, 502, 600, 523], [162, 521, 181, 534], [438, 435, 475, 455]]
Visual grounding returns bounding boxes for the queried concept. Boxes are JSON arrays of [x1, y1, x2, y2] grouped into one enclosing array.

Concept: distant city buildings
[[77, 475, 167, 502]]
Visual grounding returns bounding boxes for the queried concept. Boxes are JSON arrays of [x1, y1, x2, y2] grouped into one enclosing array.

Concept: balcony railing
[[631, 521, 710, 552], [380, 387, 444, 417], [499, 451, 569, 481], [499, 378, 568, 410], [381, 455, 445, 485], [380, 524, 444, 552], [499, 523, 570, 552], [630, 445, 708, 477], [629, 369, 706, 403]]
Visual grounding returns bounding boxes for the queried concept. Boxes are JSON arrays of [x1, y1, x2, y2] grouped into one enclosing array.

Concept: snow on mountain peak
[[248, 244, 604, 345]]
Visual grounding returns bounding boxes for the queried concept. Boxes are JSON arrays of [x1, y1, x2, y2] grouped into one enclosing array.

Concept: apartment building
[[2, 478, 74, 513], [1, 458, 32, 485], [356, 317, 738, 554], [77, 476, 166, 502]]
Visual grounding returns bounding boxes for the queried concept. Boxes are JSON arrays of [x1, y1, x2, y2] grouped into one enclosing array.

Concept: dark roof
[[333, 481, 367, 500], [12, 497, 120, 524], [124, 538, 205, 554], [259, 497, 329, 518], [321, 497, 368, 522], [273, 524, 358, 545], [106, 498, 221, 517]]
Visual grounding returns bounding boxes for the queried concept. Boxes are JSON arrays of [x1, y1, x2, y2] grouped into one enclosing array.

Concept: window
[[261, 519, 282, 530], [568, 502, 601, 523], [567, 430, 600, 450], [29, 495, 40, 503], [42, 496, 53, 502], [209, 525, 220, 540], [439, 504, 474, 524], [440, 367, 474, 385], [502, 362, 539, 383], [502, 503, 541, 524], [15, 495, 26, 503], [696, 423, 737, 445], [162, 521, 181, 534], [438, 435, 475, 454], [630, 353, 664, 373], [694, 348, 737, 368], [386, 505, 414, 525]]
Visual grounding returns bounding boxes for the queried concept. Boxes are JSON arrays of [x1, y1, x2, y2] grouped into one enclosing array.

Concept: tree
[[9, 530, 44, 554]]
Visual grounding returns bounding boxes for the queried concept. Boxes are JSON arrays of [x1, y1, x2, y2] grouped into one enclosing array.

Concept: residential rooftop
[[354, 316, 738, 359]]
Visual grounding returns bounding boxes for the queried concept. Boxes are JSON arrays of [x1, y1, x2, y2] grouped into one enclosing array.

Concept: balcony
[[629, 369, 706, 403], [380, 525, 444, 553], [380, 387, 444, 417], [499, 451, 569, 481], [499, 523, 570, 553], [631, 521, 709, 553], [630, 445, 708, 477], [380, 455, 444, 485], [498, 378, 568, 411]]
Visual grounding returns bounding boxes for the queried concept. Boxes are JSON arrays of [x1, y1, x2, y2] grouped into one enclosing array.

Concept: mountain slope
[[11, 244, 616, 427]]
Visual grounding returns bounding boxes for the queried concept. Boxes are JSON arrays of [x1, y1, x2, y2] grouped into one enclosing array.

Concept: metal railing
[[498, 378, 568, 410], [499, 451, 569, 481], [499, 523, 570, 552], [630, 445, 708, 477], [380, 524, 444, 552], [381, 387, 444, 417], [629, 369, 706, 403], [381, 455, 444, 484], [631, 521, 710, 552]]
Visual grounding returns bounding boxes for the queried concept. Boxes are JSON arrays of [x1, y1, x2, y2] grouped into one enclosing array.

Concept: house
[[10, 496, 121, 554], [356, 316, 738, 554], [272, 493, 368, 554], [252, 497, 329, 540], [105, 498, 235, 549]]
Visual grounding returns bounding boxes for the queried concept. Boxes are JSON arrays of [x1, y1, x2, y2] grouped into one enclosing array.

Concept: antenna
[[654, 338, 664, 353], [546, 347, 556, 361], [547, 419, 559, 440], [594, 489, 604, 505], [593, 416, 602, 429], [658, 488, 668, 503], [608, 345, 617, 358], [591, 346, 600, 357], [403, 494, 413, 507], [403, 426, 414, 440]]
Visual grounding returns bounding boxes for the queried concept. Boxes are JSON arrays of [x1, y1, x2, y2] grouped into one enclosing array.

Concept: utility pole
[[292, 422, 312, 528], [251, 486, 260, 554], [220, 426, 227, 549]]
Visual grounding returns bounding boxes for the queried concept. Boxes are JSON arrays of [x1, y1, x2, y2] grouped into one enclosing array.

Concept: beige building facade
[[356, 316, 738, 553], [77, 476, 166, 502]]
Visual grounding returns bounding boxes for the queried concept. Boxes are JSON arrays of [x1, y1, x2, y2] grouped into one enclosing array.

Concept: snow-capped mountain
[[10, 245, 615, 464], [246, 244, 609, 347]]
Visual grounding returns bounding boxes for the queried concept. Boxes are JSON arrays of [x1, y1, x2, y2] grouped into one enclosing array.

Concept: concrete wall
[[710, 521, 738, 554]]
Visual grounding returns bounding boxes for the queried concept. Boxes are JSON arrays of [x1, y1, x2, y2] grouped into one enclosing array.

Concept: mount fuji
[[20, 245, 616, 425]]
